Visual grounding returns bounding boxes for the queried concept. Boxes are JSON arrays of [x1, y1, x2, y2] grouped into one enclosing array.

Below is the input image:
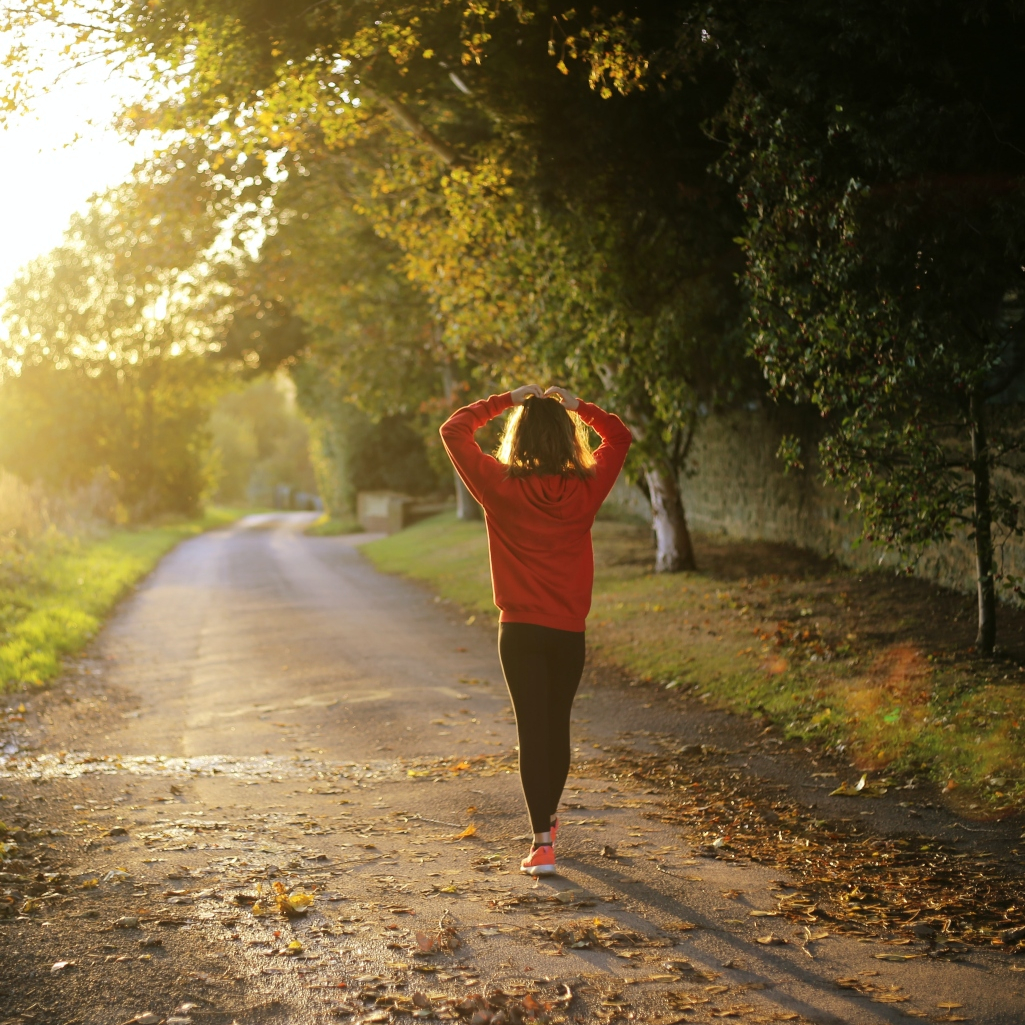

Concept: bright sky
[[0, 53, 154, 295]]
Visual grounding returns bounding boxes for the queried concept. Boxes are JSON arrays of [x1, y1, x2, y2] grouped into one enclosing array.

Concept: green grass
[[363, 513, 495, 618], [0, 506, 255, 691], [305, 514, 364, 536], [363, 511, 1025, 810]]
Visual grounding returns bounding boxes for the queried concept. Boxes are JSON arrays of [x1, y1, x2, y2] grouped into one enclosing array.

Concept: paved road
[[90, 513, 515, 763], [1, 513, 1022, 1025]]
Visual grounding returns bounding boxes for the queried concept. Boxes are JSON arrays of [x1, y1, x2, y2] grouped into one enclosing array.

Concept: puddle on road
[[0, 751, 408, 785]]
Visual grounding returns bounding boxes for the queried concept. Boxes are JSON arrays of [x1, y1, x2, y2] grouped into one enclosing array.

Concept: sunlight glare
[[0, 36, 158, 296]]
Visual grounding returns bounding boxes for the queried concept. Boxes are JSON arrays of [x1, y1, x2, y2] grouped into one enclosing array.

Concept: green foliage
[[237, 168, 453, 511], [295, 362, 445, 515], [208, 376, 316, 505], [686, 0, 1025, 647]]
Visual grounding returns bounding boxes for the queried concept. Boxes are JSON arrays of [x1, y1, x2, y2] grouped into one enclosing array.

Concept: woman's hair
[[496, 396, 596, 478]]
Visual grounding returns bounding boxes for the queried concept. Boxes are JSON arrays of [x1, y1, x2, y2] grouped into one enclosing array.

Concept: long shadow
[[536, 853, 946, 1025]]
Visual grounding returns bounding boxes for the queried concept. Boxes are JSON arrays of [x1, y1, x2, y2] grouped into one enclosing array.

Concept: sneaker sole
[[520, 863, 556, 876]]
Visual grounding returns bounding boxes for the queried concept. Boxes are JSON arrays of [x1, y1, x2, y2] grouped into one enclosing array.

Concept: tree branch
[[982, 325, 1025, 399], [356, 82, 462, 168]]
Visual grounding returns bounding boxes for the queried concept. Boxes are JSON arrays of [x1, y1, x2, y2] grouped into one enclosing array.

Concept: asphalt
[[0, 512, 1022, 1025]]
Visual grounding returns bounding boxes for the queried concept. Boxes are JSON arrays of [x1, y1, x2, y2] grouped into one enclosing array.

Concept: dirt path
[[1, 514, 1023, 1025]]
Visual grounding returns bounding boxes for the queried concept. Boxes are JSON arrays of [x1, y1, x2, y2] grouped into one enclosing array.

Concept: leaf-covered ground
[[2, 666, 1024, 1025]]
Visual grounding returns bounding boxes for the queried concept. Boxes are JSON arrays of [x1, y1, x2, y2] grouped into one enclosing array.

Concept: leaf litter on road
[[0, 736, 1006, 1025], [576, 746, 1025, 948]]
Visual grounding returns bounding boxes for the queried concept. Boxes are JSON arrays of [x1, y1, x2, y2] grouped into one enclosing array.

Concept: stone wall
[[606, 404, 1025, 598]]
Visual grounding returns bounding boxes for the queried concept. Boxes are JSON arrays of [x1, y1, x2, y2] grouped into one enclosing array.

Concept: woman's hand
[[543, 385, 580, 411], [510, 384, 543, 405]]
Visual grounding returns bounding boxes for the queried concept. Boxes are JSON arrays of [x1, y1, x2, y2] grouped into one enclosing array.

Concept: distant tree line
[[1, 1, 1023, 652]]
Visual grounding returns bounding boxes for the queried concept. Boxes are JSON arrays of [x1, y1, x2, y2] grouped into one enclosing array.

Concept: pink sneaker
[[520, 844, 556, 876]]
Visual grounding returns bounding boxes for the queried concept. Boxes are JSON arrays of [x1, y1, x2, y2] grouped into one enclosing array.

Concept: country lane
[[0, 513, 1022, 1025], [69, 512, 515, 762]]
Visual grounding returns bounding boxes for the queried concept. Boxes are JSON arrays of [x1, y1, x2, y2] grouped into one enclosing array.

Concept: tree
[[2, 1, 752, 571], [0, 184, 227, 518], [223, 161, 455, 513], [208, 376, 317, 506], [684, 0, 1025, 653]]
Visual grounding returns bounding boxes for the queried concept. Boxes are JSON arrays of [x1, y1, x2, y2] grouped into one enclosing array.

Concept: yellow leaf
[[455, 823, 477, 839], [556, 60, 569, 75], [287, 940, 303, 952]]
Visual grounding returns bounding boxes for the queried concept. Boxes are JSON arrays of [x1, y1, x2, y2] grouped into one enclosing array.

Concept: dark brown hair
[[496, 396, 596, 478]]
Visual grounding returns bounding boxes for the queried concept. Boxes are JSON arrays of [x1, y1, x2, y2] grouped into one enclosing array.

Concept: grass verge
[[0, 506, 255, 691], [363, 511, 1025, 812], [305, 514, 364, 536]]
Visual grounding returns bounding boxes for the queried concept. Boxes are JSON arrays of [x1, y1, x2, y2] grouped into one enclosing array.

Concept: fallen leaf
[[830, 774, 888, 797], [755, 934, 787, 945], [553, 889, 582, 904], [454, 824, 477, 839], [271, 881, 315, 916]]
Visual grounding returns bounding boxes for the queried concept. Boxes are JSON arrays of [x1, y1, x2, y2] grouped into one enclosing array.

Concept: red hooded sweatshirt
[[439, 392, 633, 632]]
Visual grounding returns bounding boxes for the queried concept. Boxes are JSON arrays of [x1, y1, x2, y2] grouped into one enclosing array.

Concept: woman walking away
[[440, 384, 632, 875]]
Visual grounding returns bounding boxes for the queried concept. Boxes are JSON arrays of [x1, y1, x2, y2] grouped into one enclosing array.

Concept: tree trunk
[[644, 463, 696, 572], [970, 393, 996, 654], [454, 471, 482, 521]]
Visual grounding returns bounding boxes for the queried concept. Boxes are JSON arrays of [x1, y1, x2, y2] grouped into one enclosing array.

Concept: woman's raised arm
[[439, 391, 514, 503], [573, 398, 633, 501]]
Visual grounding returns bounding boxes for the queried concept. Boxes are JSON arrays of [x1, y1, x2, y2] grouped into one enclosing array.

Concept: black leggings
[[498, 622, 585, 834]]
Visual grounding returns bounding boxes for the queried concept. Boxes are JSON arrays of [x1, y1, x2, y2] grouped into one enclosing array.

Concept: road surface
[[0, 513, 1021, 1025]]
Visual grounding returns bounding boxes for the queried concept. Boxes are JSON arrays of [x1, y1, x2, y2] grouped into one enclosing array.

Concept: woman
[[440, 384, 632, 875]]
